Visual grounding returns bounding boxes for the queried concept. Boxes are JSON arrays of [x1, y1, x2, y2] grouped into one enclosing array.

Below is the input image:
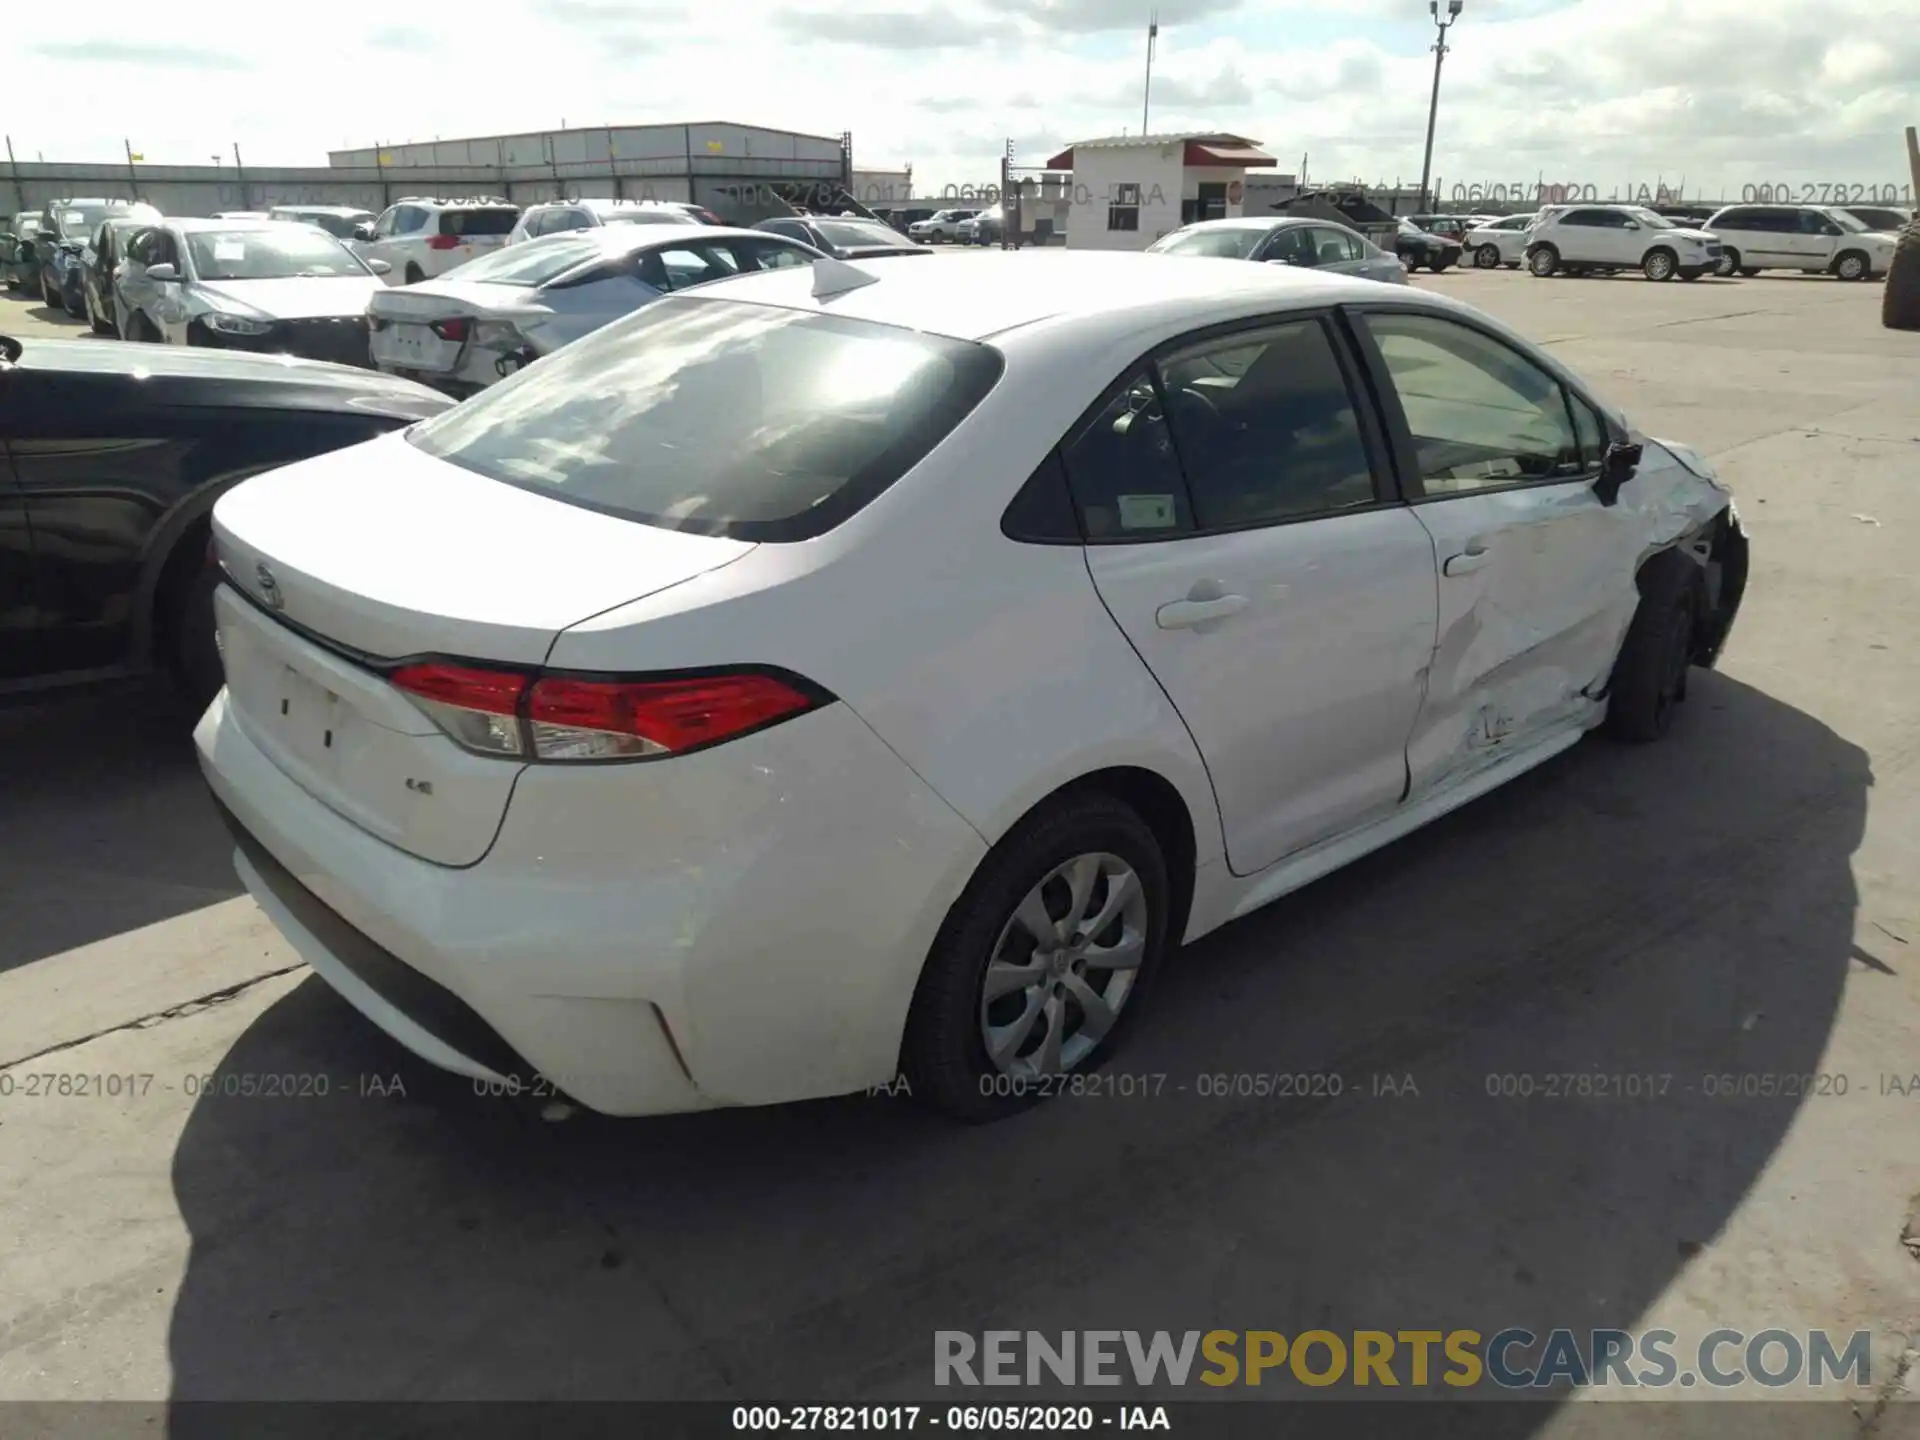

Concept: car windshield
[[443, 235, 608, 285], [1149, 227, 1268, 259], [602, 210, 697, 226], [814, 221, 904, 247], [1624, 208, 1675, 228], [406, 296, 1005, 543], [186, 227, 369, 280], [1819, 207, 1869, 233]]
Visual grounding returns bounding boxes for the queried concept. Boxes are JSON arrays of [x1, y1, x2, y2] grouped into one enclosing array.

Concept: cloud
[[29, 40, 248, 70], [978, 0, 1245, 34], [772, 8, 1008, 48], [366, 26, 437, 51]]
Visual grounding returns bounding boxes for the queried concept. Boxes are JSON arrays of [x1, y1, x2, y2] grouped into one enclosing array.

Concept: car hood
[[1665, 228, 1718, 244], [193, 276, 384, 321]]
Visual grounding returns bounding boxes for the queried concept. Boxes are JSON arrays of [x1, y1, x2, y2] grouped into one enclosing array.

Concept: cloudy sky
[[5, 0, 1915, 202]]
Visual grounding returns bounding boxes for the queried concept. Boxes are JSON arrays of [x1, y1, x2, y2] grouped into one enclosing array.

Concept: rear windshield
[[440, 207, 520, 237], [813, 221, 907, 248], [1150, 227, 1267, 259], [443, 235, 605, 286], [406, 296, 1005, 542]]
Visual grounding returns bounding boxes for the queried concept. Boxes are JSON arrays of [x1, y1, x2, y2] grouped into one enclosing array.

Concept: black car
[[752, 215, 935, 260], [1393, 218, 1462, 272], [0, 334, 451, 710]]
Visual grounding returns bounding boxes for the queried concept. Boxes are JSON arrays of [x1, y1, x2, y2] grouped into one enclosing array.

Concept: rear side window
[[441, 207, 520, 237], [406, 297, 1005, 542]]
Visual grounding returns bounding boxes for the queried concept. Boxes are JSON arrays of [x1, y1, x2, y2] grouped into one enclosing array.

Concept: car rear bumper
[[194, 685, 987, 1116]]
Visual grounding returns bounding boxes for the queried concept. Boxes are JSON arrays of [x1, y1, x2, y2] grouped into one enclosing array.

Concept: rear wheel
[[902, 793, 1170, 1122], [1604, 558, 1697, 743], [1738, 266, 1760, 277], [1716, 248, 1740, 277], [165, 557, 225, 716], [1528, 245, 1559, 277], [404, 262, 425, 285], [1427, 254, 1454, 273]]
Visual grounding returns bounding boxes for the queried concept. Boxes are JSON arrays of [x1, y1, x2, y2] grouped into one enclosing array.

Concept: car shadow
[[20, 302, 84, 327], [0, 683, 241, 973], [164, 671, 1869, 1421]]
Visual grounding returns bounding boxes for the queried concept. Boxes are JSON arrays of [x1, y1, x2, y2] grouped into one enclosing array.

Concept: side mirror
[[366, 258, 392, 275], [353, 224, 376, 242], [1594, 440, 1643, 507], [1622, 220, 1640, 230], [1821, 224, 1842, 236], [145, 263, 179, 283]]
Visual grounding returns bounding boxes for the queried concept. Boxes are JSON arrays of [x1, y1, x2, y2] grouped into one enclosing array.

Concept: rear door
[[1348, 305, 1641, 797], [1070, 312, 1439, 875]]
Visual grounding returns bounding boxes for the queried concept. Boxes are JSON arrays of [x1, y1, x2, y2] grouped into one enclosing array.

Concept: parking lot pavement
[[0, 286, 91, 340], [2, 271, 1918, 1415]]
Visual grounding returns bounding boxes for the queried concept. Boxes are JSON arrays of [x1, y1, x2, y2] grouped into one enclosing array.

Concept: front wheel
[[88, 289, 114, 335], [902, 793, 1170, 1122], [1833, 250, 1869, 282], [1474, 244, 1502, 268], [40, 271, 60, 309], [1642, 248, 1677, 281], [1427, 255, 1454, 273], [1605, 560, 1697, 743], [1528, 245, 1559, 277], [403, 262, 425, 285]]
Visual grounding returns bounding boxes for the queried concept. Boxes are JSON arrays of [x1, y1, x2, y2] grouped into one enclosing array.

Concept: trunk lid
[[210, 432, 754, 865]]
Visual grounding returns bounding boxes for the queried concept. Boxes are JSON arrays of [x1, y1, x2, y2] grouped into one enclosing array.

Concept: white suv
[[1701, 204, 1898, 281], [1525, 205, 1722, 282], [354, 197, 523, 284], [908, 208, 979, 243]]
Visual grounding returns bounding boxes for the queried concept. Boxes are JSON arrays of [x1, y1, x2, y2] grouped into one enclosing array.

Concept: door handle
[[1156, 594, 1248, 629], [1443, 541, 1490, 577]]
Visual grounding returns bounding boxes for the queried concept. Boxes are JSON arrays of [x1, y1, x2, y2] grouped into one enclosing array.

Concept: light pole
[[1416, 0, 1462, 213]]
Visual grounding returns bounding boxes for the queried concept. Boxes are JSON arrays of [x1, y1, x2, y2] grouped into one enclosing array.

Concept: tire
[[41, 271, 60, 309], [1832, 249, 1869, 282], [1678, 268, 1704, 281], [901, 792, 1171, 1122], [87, 288, 114, 335], [1738, 266, 1760, 277], [166, 560, 225, 716], [1642, 247, 1677, 281], [1428, 255, 1454, 273], [1604, 556, 1697, 744], [1528, 245, 1559, 277], [1715, 249, 1739, 277], [404, 262, 425, 285], [1474, 244, 1502, 268], [1883, 217, 1920, 330]]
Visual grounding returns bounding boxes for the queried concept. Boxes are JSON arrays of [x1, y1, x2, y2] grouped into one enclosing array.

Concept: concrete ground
[[2, 267, 1918, 1432]]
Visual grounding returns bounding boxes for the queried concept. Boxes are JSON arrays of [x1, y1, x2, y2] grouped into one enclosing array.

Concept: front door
[[1349, 307, 1643, 798], [1065, 314, 1439, 874]]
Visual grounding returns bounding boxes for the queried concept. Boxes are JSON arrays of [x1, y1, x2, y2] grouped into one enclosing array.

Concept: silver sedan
[[1146, 217, 1408, 284]]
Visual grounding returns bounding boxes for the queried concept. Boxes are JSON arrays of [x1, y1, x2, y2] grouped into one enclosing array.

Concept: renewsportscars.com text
[[934, 1329, 1872, 1391]]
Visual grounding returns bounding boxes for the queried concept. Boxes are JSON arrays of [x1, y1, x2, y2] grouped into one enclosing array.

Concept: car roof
[[685, 249, 1415, 343], [166, 216, 300, 232], [273, 204, 371, 215], [1171, 217, 1296, 231]]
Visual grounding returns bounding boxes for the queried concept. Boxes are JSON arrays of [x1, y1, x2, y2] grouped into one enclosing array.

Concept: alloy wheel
[[979, 852, 1147, 1078]]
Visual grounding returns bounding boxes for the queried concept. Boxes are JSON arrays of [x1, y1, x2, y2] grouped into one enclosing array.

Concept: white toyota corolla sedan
[[196, 251, 1749, 1123]]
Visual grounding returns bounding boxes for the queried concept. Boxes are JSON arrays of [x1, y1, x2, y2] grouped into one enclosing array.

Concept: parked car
[[268, 205, 378, 240], [80, 215, 159, 335], [117, 218, 391, 363], [1147, 217, 1406, 284], [212, 211, 271, 220], [1405, 214, 1492, 244], [505, 199, 707, 245], [753, 215, 934, 259], [37, 200, 160, 313], [351, 196, 523, 285], [1464, 213, 1538, 269], [193, 250, 1747, 1123], [908, 208, 980, 242], [1702, 204, 1897, 280], [4, 212, 45, 291], [1836, 205, 1912, 234], [368, 226, 823, 396], [1392, 217, 1461, 272], [0, 331, 449, 707], [1526, 205, 1722, 280]]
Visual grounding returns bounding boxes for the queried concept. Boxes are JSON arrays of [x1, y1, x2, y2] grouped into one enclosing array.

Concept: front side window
[[406, 297, 1004, 542], [1158, 319, 1377, 529], [1361, 312, 1583, 496]]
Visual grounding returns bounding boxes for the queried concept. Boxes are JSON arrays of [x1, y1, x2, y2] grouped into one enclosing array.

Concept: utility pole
[[4, 135, 25, 212], [233, 142, 249, 210], [1141, 11, 1158, 136], [124, 138, 140, 201], [1416, 0, 1463, 213]]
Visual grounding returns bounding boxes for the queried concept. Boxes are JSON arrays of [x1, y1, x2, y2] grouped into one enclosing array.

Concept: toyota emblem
[[255, 561, 284, 611]]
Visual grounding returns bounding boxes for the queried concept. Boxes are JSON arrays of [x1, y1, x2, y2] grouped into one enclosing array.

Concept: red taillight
[[427, 233, 461, 250], [390, 663, 530, 756], [429, 317, 470, 342], [388, 663, 824, 762]]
